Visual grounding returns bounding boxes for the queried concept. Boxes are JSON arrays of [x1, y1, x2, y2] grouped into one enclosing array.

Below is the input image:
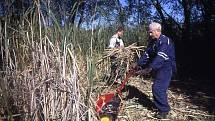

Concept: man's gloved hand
[[135, 67, 152, 76]]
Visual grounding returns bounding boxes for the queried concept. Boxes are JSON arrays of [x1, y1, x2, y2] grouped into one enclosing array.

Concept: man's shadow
[[123, 85, 156, 111]]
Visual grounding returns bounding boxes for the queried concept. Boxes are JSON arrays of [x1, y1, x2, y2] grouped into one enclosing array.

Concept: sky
[[0, 0, 184, 28]]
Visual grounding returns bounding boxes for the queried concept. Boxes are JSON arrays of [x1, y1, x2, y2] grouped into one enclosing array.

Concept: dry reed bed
[[0, 3, 97, 120], [0, 34, 94, 120]]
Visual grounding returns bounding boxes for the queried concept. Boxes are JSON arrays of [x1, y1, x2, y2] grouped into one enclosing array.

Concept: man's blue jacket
[[137, 35, 176, 72]]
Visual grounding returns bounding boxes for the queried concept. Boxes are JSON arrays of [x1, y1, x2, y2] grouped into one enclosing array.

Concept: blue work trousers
[[152, 66, 172, 113]]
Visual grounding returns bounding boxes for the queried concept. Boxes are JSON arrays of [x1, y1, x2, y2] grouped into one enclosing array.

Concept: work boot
[[154, 112, 168, 119]]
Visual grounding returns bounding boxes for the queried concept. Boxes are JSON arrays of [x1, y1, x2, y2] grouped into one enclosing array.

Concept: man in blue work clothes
[[134, 22, 176, 119]]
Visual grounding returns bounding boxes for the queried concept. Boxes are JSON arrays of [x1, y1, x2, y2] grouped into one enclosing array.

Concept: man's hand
[[135, 67, 152, 76], [129, 63, 142, 76], [130, 63, 141, 70]]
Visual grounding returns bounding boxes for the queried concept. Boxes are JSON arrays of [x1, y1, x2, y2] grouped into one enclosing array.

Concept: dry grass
[[0, 24, 94, 121]]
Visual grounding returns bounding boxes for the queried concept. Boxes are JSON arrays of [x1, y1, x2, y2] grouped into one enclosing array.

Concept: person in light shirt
[[108, 26, 124, 48], [107, 26, 125, 85]]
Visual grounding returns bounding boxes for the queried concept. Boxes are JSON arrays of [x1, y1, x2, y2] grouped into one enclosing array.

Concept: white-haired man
[[135, 22, 176, 119]]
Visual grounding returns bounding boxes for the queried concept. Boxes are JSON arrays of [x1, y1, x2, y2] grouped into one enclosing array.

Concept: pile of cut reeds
[[97, 43, 145, 65], [93, 43, 146, 98], [96, 43, 146, 78]]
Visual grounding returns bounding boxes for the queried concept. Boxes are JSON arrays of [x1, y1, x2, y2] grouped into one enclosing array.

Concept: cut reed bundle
[[96, 43, 146, 77]]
